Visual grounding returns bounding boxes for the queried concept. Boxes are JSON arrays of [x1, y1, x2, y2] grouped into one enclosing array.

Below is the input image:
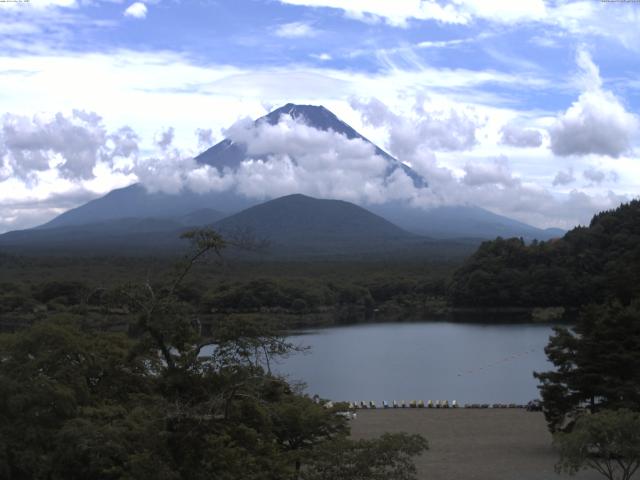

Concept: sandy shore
[[349, 409, 600, 480]]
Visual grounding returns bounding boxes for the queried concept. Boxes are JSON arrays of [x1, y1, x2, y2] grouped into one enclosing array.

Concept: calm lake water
[[273, 322, 556, 405]]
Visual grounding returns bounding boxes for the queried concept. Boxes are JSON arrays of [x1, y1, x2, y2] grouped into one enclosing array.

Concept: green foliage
[[0, 318, 152, 480], [302, 433, 428, 480], [554, 409, 640, 480], [534, 301, 640, 432], [33, 280, 90, 306], [1, 254, 456, 331], [449, 200, 640, 307], [0, 229, 428, 480], [203, 278, 334, 312]]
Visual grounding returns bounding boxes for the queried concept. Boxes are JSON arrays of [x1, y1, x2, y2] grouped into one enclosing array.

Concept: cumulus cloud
[[155, 127, 174, 151], [124, 2, 148, 19], [132, 151, 233, 196], [583, 167, 605, 184], [0, 105, 631, 234], [553, 168, 575, 186], [582, 167, 618, 185], [463, 156, 519, 188], [403, 150, 626, 230], [196, 128, 214, 150], [351, 97, 480, 159], [549, 49, 639, 158], [0, 110, 139, 181], [274, 22, 317, 38], [125, 113, 430, 208], [499, 122, 543, 148], [222, 115, 407, 204]]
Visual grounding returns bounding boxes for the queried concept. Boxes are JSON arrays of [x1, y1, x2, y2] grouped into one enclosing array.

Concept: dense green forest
[[0, 254, 452, 332], [0, 230, 428, 480], [449, 200, 640, 308]]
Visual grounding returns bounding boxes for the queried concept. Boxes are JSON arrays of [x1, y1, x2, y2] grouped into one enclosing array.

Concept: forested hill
[[448, 200, 640, 307]]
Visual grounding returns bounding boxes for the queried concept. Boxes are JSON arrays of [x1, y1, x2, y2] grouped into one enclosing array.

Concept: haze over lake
[[275, 322, 555, 405]]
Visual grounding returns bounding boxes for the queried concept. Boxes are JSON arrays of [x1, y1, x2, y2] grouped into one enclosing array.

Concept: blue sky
[[0, 0, 639, 231]]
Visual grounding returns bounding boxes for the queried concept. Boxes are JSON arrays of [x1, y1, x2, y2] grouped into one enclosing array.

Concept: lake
[[274, 322, 556, 405]]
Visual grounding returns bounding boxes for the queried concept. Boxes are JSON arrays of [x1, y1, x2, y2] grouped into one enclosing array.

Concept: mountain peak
[[195, 103, 428, 189], [212, 193, 415, 255], [263, 103, 345, 132]]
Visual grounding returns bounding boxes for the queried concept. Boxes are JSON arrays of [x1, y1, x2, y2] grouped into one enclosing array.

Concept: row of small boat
[[349, 400, 458, 409], [346, 401, 527, 409]]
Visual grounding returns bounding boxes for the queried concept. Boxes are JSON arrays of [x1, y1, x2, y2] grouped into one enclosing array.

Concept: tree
[[448, 200, 640, 309], [302, 433, 428, 480], [534, 301, 640, 432], [270, 395, 348, 477], [555, 409, 640, 480], [0, 229, 428, 480], [0, 317, 152, 480]]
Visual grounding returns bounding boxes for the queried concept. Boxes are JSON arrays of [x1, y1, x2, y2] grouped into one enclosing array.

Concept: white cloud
[[196, 128, 214, 150], [0, 106, 632, 234], [553, 168, 575, 186], [575, 47, 601, 91], [351, 97, 481, 159], [223, 115, 399, 204], [0, 110, 138, 181], [0, 47, 548, 148], [279, 0, 547, 27], [499, 122, 543, 148], [582, 167, 619, 186], [274, 21, 317, 38], [8, 0, 77, 8], [0, 44, 635, 232], [310, 53, 332, 61], [550, 90, 638, 158], [155, 127, 174, 150], [0, 23, 41, 35], [278, 0, 640, 51], [549, 48, 639, 158], [583, 167, 605, 184], [463, 156, 518, 187], [124, 2, 147, 19], [550, 1, 640, 52]]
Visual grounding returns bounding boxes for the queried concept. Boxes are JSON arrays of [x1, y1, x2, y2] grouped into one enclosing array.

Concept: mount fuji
[[0, 103, 563, 255]]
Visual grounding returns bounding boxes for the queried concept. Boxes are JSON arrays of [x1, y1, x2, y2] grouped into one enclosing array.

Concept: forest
[[0, 252, 453, 333], [448, 200, 640, 308], [0, 230, 429, 480]]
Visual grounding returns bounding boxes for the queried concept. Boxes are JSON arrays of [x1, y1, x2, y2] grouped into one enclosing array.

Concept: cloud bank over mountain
[[1, 0, 638, 233], [0, 99, 629, 234]]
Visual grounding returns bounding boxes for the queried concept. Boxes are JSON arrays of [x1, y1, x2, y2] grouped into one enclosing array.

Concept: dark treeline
[[449, 200, 640, 308], [0, 255, 453, 332]]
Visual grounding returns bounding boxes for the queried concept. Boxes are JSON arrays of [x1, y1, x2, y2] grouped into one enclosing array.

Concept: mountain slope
[[0, 194, 467, 259], [0, 218, 187, 254], [0, 208, 227, 254], [39, 184, 239, 230], [212, 194, 421, 256], [369, 203, 564, 241]]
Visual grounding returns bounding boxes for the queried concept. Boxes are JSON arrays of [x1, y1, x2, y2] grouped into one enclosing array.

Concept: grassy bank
[[350, 409, 599, 480]]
